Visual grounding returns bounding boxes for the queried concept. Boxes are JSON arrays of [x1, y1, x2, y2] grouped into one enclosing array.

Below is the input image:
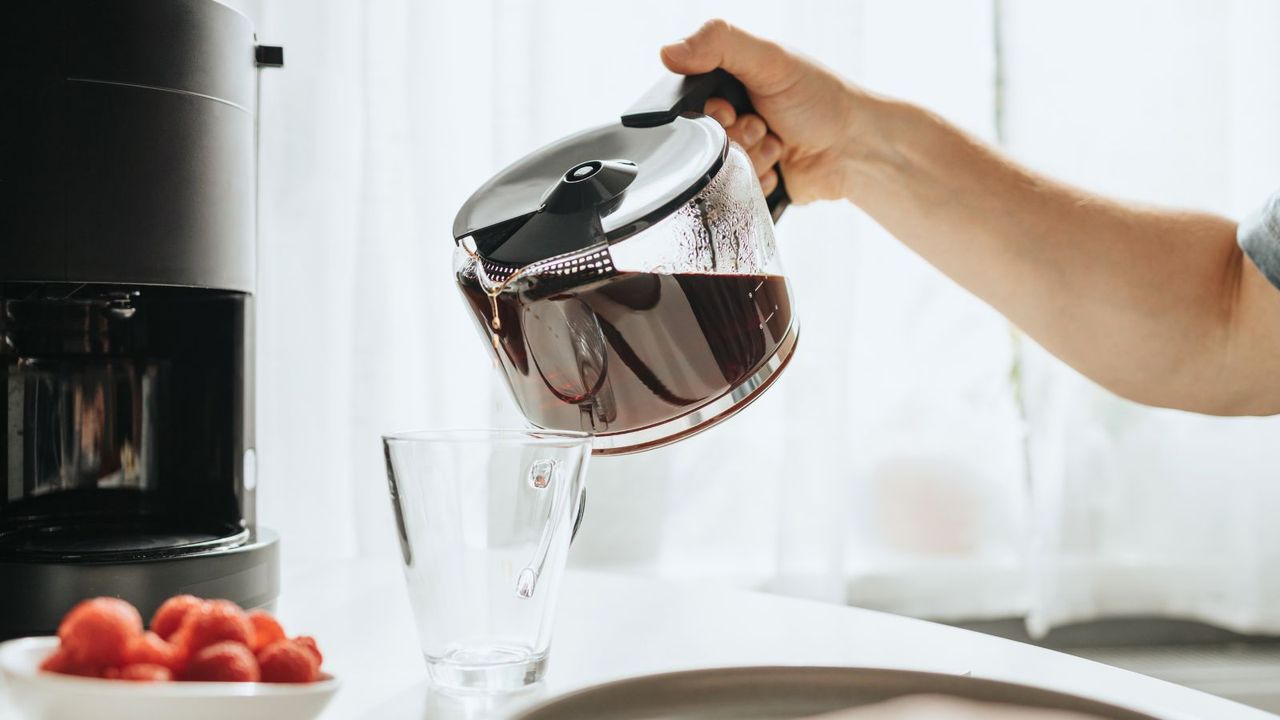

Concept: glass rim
[[381, 428, 593, 446]]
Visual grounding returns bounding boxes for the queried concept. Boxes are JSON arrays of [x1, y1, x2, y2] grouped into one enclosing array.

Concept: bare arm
[[848, 99, 1280, 415], [663, 20, 1280, 415]]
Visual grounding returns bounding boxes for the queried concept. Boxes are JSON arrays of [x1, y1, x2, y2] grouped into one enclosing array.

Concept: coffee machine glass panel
[[1, 283, 249, 561]]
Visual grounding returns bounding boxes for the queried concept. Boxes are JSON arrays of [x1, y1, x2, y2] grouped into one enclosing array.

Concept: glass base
[[425, 645, 548, 692]]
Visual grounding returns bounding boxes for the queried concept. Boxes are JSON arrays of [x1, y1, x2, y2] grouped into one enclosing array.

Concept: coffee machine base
[[0, 528, 279, 640]]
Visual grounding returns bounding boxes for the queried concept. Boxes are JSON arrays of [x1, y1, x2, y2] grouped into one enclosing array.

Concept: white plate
[[513, 666, 1162, 720], [0, 636, 339, 720]]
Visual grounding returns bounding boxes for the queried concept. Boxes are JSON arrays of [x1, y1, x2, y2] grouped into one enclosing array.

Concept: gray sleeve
[[1240, 191, 1280, 291]]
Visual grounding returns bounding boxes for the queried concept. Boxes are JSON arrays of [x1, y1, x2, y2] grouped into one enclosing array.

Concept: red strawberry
[[39, 648, 72, 673], [57, 597, 143, 668], [293, 635, 323, 667], [182, 641, 259, 682], [39, 648, 100, 678], [117, 663, 172, 682], [124, 631, 181, 671], [172, 600, 252, 656], [150, 595, 204, 640], [256, 640, 318, 683], [247, 610, 286, 652]]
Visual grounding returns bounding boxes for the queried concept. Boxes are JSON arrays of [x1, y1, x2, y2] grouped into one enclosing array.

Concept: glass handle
[[570, 487, 586, 544], [516, 460, 564, 599]]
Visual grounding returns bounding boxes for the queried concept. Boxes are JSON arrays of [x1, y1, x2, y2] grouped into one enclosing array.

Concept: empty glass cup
[[382, 429, 590, 691]]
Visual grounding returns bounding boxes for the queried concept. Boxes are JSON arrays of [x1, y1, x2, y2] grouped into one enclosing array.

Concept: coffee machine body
[[0, 0, 281, 638]]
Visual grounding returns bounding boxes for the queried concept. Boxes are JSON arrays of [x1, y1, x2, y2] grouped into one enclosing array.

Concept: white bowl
[[0, 637, 339, 720]]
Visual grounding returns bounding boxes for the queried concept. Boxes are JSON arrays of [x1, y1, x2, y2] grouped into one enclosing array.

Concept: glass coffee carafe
[[453, 70, 799, 454]]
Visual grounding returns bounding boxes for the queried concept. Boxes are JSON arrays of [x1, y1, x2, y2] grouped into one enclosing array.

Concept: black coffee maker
[[0, 0, 282, 638]]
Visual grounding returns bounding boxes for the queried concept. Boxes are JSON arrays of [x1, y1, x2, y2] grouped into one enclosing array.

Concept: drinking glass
[[382, 429, 590, 691]]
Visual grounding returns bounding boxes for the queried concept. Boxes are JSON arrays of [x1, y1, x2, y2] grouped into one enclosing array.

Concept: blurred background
[[227, 0, 1280, 705]]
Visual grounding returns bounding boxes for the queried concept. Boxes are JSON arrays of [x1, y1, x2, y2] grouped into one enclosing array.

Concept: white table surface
[[2, 558, 1273, 719], [273, 558, 1273, 720]]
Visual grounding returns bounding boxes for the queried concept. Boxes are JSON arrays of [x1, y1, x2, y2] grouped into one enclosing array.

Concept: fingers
[[702, 97, 736, 128], [726, 113, 767, 148], [759, 169, 778, 197], [724, 111, 780, 190], [664, 18, 791, 197], [660, 19, 795, 95], [747, 134, 782, 176]]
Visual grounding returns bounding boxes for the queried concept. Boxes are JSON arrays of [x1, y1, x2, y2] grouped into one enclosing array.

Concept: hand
[[666, 21, 1280, 417], [800, 694, 1103, 720], [661, 19, 871, 204]]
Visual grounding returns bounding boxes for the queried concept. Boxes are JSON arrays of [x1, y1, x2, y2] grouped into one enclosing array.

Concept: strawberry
[[293, 635, 323, 667], [39, 648, 100, 678], [57, 597, 143, 668], [182, 641, 259, 682], [124, 631, 181, 671], [257, 640, 318, 683], [172, 599, 252, 656], [45, 594, 326, 685], [117, 663, 172, 682], [149, 595, 204, 640], [247, 610, 286, 652]]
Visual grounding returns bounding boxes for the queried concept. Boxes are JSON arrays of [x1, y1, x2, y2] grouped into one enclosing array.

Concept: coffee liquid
[[459, 271, 793, 435]]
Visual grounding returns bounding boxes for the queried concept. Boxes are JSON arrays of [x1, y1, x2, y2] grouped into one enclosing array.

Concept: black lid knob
[[541, 160, 638, 214]]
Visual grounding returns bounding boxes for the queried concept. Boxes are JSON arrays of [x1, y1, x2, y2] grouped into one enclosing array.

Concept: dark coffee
[[459, 271, 793, 435]]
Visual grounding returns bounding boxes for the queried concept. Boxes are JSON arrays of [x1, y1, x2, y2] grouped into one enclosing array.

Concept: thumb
[[660, 19, 794, 96]]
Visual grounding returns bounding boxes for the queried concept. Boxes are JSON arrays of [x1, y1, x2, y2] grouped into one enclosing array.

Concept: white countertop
[[0, 558, 1271, 719], [266, 558, 1274, 719]]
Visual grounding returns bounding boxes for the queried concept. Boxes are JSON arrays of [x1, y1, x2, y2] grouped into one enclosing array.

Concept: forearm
[[840, 96, 1279, 414]]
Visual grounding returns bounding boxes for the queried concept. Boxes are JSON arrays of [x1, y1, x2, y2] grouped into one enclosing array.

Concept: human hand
[[661, 19, 874, 204]]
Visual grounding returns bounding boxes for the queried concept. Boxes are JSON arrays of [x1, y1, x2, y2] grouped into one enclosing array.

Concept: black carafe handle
[[622, 68, 790, 222]]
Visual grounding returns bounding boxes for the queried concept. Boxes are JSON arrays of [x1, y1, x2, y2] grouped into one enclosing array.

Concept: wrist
[[836, 90, 932, 201]]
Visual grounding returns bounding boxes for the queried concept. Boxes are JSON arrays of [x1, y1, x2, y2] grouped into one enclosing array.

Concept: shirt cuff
[[1239, 192, 1280, 291]]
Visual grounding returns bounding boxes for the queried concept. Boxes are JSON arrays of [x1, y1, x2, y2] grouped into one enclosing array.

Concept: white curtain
[[1004, 0, 1280, 635], [242, 0, 1280, 636]]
